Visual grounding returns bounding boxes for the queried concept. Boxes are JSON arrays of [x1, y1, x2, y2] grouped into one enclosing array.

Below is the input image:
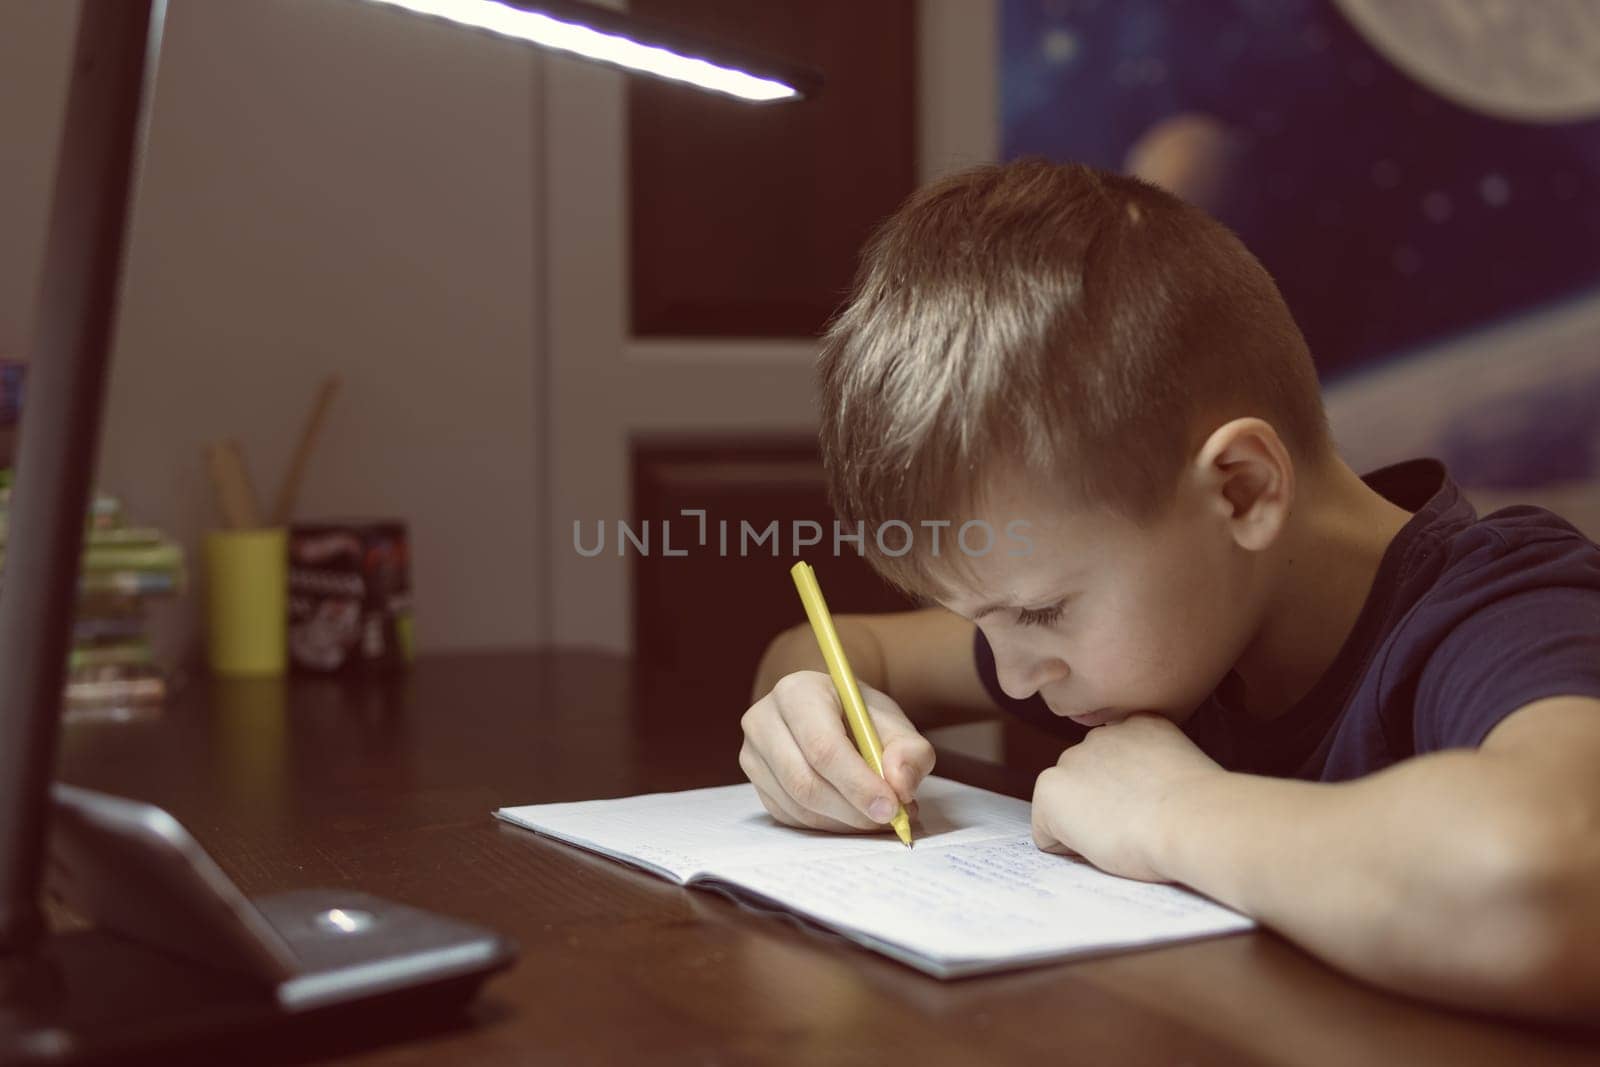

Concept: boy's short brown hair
[[817, 158, 1331, 597]]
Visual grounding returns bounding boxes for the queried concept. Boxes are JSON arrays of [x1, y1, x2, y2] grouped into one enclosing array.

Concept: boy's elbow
[[1489, 899, 1600, 1024], [1468, 824, 1600, 1023], [1507, 886, 1600, 1023]]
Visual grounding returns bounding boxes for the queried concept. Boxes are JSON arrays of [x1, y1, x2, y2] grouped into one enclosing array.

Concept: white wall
[[1, 0, 546, 661], [0, 0, 76, 362]]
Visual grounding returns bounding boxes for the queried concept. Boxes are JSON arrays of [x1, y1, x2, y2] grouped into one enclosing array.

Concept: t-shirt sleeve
[[1413, 584, 1600, 751]]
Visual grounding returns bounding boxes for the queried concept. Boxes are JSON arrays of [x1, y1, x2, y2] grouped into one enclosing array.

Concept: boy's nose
[[995, 649, 1069, 702]]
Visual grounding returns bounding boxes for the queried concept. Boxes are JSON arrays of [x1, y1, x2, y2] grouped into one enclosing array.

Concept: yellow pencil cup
[[204, 527, 288, 677]]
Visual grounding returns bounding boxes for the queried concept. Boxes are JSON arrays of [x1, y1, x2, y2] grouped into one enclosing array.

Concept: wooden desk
[[54, 652, 1597, 1064]]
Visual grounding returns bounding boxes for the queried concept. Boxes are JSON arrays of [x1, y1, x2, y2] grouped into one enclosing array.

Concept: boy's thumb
[[881, 738, 934, 803]]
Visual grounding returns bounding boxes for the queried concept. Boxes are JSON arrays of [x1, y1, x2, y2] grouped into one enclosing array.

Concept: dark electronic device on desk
[[0, 1, 816, 1061], [37, 784, 516, 1058]]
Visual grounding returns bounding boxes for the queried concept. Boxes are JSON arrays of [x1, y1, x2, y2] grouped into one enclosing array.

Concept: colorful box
[[288, 520, 413, 673]]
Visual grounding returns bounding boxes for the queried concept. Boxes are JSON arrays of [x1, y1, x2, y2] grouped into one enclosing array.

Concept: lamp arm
[[0, 0, 163, 953]]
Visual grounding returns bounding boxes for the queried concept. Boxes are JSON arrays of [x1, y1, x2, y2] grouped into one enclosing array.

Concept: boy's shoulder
[[1275, 458, 1600, 781], [1383, 462, 1599, 618], [1363, 460, 1600, 759]]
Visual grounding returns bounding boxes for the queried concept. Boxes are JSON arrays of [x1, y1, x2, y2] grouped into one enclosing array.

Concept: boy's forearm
[[1154, 753, 1600, 1022], [750, 617, 888, 703]]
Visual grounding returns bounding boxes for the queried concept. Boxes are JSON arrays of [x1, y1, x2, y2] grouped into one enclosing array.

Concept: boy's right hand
[[739, 670, 935, 833]]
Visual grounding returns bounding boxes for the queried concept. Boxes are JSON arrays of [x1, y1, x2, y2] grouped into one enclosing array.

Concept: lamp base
[[1, 894, 510, 1064], [0, 786, 515, 1063]]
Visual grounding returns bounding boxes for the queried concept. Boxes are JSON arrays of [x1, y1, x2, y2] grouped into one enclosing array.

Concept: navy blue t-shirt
[[972, 459, 1600, 782]]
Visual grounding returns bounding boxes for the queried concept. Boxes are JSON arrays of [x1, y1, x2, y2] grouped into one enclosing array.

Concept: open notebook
[[495, 776, 1253, 978]]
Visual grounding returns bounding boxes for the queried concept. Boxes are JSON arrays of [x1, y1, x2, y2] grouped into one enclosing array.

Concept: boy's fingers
[[864, 700, 935, 801], [778, 697, 902, 827], [766, 676, 929, 825], [768, 718, 890, 830], [741, 743, 861, 833], [802, 728, 906, 826], [880, 733, 936, 802]]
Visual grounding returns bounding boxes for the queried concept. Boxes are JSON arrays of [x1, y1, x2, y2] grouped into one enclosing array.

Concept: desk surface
[[55, 652, 1597, 1065]]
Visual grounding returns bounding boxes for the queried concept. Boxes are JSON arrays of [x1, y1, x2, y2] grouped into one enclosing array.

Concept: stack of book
[[0, 469, 186, 720]]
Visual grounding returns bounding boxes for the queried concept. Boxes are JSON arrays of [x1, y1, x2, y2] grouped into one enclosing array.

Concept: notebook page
[[717, 836, 1253, 977], [494, 776, 1030, 883]]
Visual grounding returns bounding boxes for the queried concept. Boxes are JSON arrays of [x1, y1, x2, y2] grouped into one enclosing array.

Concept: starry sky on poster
[[1000, 0, 1600, 381]]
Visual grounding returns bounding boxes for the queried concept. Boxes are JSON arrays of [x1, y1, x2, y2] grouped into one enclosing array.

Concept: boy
[[739, 160, 1600, 1023]]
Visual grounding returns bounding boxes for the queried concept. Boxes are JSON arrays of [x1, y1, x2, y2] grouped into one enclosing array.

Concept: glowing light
[[327, 909, 361, 932], [363, 0, 801, 102]]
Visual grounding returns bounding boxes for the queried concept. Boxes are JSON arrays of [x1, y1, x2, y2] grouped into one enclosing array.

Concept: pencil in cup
[[788, 561, 913, 846]]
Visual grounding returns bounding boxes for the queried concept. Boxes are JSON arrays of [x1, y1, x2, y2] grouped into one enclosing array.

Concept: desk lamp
[[0, 1, 815, 1060]]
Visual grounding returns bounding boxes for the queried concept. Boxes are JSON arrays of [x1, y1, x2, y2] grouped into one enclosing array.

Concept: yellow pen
[[789, 560, 913, 847]]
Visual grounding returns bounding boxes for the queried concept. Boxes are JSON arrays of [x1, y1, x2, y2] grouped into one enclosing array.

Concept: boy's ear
[[1192, 418, 1293, 552]]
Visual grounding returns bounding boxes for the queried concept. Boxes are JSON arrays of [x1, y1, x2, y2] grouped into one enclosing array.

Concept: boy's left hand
[[1031, 712, 1222, 882]]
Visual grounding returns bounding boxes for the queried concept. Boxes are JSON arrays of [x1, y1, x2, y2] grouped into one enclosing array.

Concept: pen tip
[[892, 810, 912, 847]]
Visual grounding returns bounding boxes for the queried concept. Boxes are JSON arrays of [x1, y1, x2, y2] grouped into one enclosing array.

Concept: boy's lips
[[1062, 707, 1124, 726]]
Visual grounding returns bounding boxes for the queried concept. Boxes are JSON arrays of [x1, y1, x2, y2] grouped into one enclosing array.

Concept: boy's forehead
[[921, 461, 1136, 609], [926, 535, 1081, 612], [930, 481, 1140, 607]]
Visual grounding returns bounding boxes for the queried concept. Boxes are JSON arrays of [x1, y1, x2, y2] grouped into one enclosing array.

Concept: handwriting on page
[[725, 837, 1242, 962]]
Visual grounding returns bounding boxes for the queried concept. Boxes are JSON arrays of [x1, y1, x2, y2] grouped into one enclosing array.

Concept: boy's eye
[[1015, 602, 1066, 628]]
